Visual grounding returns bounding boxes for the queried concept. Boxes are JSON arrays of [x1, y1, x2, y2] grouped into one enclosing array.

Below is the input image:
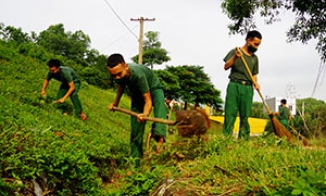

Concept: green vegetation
[[0, 22, 223, 110], [0, 40, 130, 195], [1, 24, 326, 195]]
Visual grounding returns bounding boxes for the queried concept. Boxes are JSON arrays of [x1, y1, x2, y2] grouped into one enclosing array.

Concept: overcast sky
[[1, 0, 325, 103]]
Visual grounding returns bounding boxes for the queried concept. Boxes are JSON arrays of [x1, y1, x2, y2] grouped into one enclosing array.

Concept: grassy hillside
[[1, 41, 326, 196], [0, 41, 134, 195]]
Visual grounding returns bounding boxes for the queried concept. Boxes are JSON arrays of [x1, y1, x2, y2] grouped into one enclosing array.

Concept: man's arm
[[57, 81, 75, 103], [252, 75, 260, 91], [224, 55, 237, 70], [109, 84, 125, 111], [224, 49, 241, 70], [41, 79, 49, 96], [137, 91, 152, 122]]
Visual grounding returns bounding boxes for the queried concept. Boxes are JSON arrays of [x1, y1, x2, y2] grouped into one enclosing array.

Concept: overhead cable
[[311, 61, 325, 97], [101, 25, 139, 52], [102, 0, 138, 39]]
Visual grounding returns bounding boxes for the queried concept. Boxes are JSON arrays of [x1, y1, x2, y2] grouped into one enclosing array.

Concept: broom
[[289, 125, 310, 146], [236, 47, 300, 144]]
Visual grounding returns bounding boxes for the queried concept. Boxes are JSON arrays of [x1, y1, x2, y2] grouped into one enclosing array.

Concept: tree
[[143, 31, 162, 50], [36, 24, 67, 55], [0, 23, 31, 44], [37, 24, 91, 66], [81, 52, 112, 89], [164, 65, 223, 110], [251, 102, 268, 119], [296, 98, 326, 136], [0, 23, 113, 90], [66, 30, 91, 64], [153, 69, 181, 95], [310, 105, 326, 138], [221, 0, 326, 61], [132, 31, 171, 69]]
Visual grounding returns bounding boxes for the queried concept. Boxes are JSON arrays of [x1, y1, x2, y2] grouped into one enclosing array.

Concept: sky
[[1, 0, 325, 103]]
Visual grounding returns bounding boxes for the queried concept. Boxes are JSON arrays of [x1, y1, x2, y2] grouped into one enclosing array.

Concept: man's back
[[47, 66, 79, 84], [127, 64, 163, 96]]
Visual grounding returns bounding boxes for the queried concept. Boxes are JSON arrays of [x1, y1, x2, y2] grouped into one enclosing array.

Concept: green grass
[[1, 41, 326, 195]]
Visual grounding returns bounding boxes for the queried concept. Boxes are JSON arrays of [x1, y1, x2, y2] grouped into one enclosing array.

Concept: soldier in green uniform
[[164, 94, 173, 119], [107, 53, 166, 167], [146, 94, 173, 153], [223, 30, 262, 140], [41, 59, 87, 121], [274, 99, 292, 130]]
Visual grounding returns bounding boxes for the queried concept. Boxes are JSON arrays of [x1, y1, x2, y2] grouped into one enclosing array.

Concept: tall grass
[[1, 41, 326, 195]]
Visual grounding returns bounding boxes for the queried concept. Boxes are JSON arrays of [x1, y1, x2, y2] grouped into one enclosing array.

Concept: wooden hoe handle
[[112, 106, 176, 125]]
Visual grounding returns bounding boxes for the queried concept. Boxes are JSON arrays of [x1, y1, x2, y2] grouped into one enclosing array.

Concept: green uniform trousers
[[223, 81, 253, 140], [130, 89, 166, 167], [280, 119, 289, 130], [57, 82, 83, 115]]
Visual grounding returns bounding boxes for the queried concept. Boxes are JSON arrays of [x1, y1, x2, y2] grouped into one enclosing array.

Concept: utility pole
[[130, 17, 155, 64]]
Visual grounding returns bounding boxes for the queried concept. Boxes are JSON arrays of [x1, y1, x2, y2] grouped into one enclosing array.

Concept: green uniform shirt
[[224, 49, 259, 81], [278, 106, 290, 121], [123, 64, 163, 97], [47, 66, 80, 85]]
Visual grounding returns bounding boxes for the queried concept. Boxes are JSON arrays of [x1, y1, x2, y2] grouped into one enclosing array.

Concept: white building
[[265, 97, 296, 116]]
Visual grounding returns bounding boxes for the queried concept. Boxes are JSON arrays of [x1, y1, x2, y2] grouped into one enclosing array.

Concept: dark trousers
[[57, 82, 83, 115], [130, 89, 166, 167]]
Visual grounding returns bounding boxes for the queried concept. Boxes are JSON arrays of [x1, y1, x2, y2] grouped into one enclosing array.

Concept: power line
[[102, 0, 138, 39], [311, 60, 325, 97], [101, 25, 138, 52]]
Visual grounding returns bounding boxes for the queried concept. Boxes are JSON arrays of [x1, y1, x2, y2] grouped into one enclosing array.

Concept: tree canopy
[[0, 23, 31, 44], [221, 0, 326, 61], [155, 65, 223, 111], [132, 31, 171, 69], [0, 22, 222, 108], [37, 24, 91, 65]]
